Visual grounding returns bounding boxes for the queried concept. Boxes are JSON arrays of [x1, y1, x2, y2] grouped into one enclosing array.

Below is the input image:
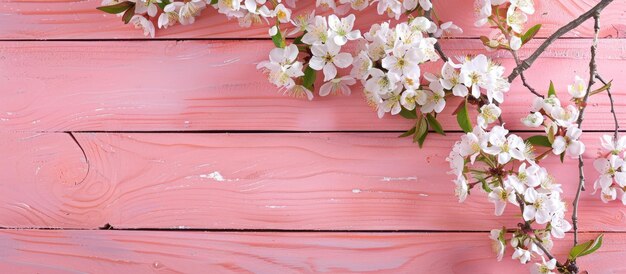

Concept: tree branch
[[507, 0, 614, 82], [514, 194, 563, 267], [424, 10, 449, 62], [511, 50, 543, 98], [596, 74, 619, 139], [572, 11, 601, 248]]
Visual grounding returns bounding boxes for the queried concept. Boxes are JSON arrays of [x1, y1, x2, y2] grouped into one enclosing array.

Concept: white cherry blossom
[[600, 134, 626, 155], [309, 41, 353, 81], [302, 16, 330, 45], [319, 76, 356, 96], [420, 81, 446, 113], [490, 229, 506, 261], [483, 126, 526, 164], [400, 89, 427, 111], [477, 103, 502, 129], [130, 15, 155, 38], [328, 14, 361, 45], [512, 248, 532, 264], [567, 75, 587, 98], [593, 155, 626, 190], [488, 185, 518, 216], [158, 2, 184, 29], [454, 176, 469, 202], [521, 112, 544, 128], [552, 126, 585, 158], [530, 257, 557, 274]]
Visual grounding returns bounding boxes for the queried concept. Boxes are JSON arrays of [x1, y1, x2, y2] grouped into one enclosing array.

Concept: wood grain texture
[[0, 0, 623, 39], [2, 132, 625, 230], [1, 39, 624, 132], [0, 230, 624, 273]]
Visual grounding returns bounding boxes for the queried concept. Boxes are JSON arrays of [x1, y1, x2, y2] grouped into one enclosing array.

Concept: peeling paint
[[381, 177, 417, 182], [200, 171, 226, 182], [265, 205, 286, 209]]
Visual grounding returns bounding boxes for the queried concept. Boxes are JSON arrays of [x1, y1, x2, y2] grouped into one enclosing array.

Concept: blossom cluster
[[475, 0, 536, 51], [521, 76, 587, 159], [593, 135, 626, 204], [315, 0, 434, 19], [258, 13, 362, 100], [259, 13, 463, 109], [99, 0, 439, 39], [447, 124, 572, 268], [96, 0, 619, 272], [357, 18, 440, 118], [99, 0, 298, 38]]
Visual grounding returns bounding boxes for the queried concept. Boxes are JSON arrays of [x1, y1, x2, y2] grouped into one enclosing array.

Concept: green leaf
[[548, 81, 557, 97], [416, 130, 429, 147], [521, 24, 542, 43], [426, 114, 445, 136], [414, 116, 428, 147], [479, 177, 492, 193], [157, 0, 171, 10], [589, 80, 612, 96], [526, 135, 551, 147], [400, 108, 418, 120], [456, 100, 473, 133], [302, 66, 317, 90], [122, 4, 136, 24], [293, 32, 306, 45], [97, 1, 133, 14], [210, 0, 218, 4], [569, 234, 604, 260], [271, 25, 286, 48], [399, 126, 416, 138], [579, 234, 603, 257]]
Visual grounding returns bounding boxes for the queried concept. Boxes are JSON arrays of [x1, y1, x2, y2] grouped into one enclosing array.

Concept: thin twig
[[572, 11, 600, 248], [424, 10, 449, 62], [596, 74, 619, 139], [531, 238, 559, 263], [507, 0, 614, 82], [511, 51, 543, 98], [514, 194, 562, 267]]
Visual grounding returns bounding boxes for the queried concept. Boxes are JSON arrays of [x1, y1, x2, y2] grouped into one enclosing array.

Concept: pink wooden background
[[1, 0, 625, 273]]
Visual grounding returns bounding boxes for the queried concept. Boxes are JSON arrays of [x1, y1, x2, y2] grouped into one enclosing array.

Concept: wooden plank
[[0, 39, 624, 132], [1, 132, 625, 231], [0, 0, 623, 39], [0, 230, 623, 273]]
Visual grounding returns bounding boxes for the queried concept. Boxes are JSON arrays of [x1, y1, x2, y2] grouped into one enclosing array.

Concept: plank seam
[[3, 129, 626, 134], [0, 37, 618, 42], [0, 227, 622, 234]]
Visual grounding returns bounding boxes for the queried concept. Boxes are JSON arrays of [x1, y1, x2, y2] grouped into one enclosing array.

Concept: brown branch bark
[[424, 10, 449, 62], [511, 51, 543, 98], [572, 11, 600, 249], [507, 0, 614, 82], [514, 194, 563, 267], [596, 75, 619, 139]]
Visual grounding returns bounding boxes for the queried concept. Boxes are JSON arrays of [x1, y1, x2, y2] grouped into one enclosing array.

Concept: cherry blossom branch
[[507, 0, 614, 82], [572, 11, 600, 248], [511, 51, 542, 98], [596, 74, 619, 139], [424, 10, 449, 62], [514, 194, 562, 267]]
